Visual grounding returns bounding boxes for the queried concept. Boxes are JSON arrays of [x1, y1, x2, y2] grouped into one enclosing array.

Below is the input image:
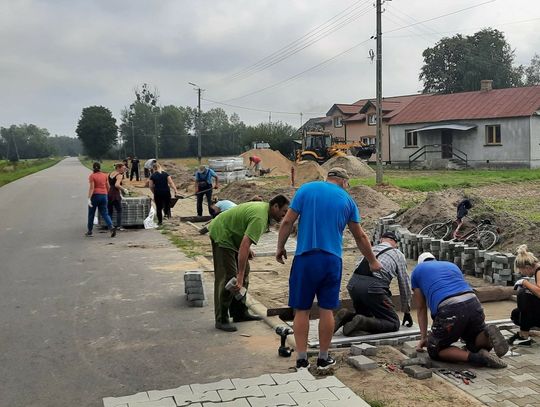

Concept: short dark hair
[[269, 194, 290, 208], [92, 162, 101, 172]]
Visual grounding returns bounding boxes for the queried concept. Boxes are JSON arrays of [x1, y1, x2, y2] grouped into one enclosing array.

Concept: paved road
[[0, 158, 288, 407]]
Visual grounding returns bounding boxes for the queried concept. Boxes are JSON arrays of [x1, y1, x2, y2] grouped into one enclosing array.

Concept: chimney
[[480, 80, 493, 92]]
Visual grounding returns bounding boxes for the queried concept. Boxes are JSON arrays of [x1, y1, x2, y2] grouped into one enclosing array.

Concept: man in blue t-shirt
[[412, 252, 508, 368], [277, 167, 382, 371], [194, 165, 219, 216]]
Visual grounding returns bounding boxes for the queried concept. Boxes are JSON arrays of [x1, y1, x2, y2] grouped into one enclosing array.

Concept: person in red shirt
[[86, 162, 116, 237], [249, 155, 262, 175]]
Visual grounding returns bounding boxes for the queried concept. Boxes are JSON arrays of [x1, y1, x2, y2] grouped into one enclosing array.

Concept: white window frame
[[334, 116, 343, 128], [405, 130, 418, 147], [367, 114, 377, 126]]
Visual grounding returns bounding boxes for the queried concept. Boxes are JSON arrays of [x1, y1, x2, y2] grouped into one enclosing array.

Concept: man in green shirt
[[209, 195, 290, 332]]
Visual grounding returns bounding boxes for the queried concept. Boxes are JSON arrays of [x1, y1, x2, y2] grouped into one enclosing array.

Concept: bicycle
[[418, 218, 499, 250]]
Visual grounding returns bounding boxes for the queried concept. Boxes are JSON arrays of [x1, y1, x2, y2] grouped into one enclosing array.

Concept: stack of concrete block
[[490, 253, 516, 286], [184, 271, 208, 307], [460, 246, 477, 275], [429, 239, 442, 258], [439, 240, 450, 261], [474, 250, 486, 278]]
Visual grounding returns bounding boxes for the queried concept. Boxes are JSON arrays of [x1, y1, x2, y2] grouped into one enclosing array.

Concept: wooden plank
[[180, 215, 212, 222]]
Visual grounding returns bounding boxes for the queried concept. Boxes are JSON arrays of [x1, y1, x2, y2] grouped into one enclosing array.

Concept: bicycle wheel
[[419, 222, 450, 239], [478, 230, 498, 250]]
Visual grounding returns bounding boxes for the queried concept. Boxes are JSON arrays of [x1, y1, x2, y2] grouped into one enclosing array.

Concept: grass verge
[[0, 158, 62, 187], [160, 228, 205, 258], [350, 168, 540, 191]]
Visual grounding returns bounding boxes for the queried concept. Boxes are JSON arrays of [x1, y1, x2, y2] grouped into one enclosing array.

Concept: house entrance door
[[441, 130, 453, 159]]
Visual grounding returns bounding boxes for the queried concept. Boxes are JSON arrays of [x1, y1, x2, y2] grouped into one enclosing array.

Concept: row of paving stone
[[103, 370, 370, 407]]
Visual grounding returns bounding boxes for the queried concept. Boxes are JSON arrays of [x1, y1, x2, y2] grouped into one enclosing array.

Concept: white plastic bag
[[144, 205, 158, 229], [93, 215, 98, 225]]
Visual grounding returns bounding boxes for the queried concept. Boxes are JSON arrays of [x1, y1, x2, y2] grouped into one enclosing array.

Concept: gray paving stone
[[271, 370, 315, 385], [187, 299, 208, 307], [403, 365, 432, 380], [231, 374, 276, 389], [300, 376, 346, 392], [347, 355, 377, 371], [290, 388, 338, 405], [191, 379, 235, 394], [322, 397, 371, 407], [184, 271, 203, 281], [218, 386, 264, 402], [401, 348, 417, 358], [174, 390, 221, 406], [327, 387, 357, 400], [350, 343, 377, 357], [260, 381, 306, 397], [201, 399, 251, 406], [128, 398, 176, 407], [508, 387, 538, 397], [103, 392, 149, 407], [148, 386, 192, 401], [246, 393, 297, 407], [187, 293, 206, 301]]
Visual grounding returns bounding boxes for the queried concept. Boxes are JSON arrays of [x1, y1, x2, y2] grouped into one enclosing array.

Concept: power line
[[201, 97, 325, 116], [215, 0, 372, 85]]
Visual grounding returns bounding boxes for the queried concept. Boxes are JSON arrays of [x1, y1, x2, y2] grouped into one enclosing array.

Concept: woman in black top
[[108, 163, 128, 228], [149, 162, 178, 225], [510, 244, 540, 346]]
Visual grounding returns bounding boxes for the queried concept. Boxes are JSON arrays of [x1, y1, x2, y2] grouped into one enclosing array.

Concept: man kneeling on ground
[[413, 252, 508, 368], [209, 195, 290, 332], [334, 231, 413, 336]]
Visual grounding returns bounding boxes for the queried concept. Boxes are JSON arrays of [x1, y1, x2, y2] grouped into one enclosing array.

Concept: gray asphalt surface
[[0, 158, 289, 407]]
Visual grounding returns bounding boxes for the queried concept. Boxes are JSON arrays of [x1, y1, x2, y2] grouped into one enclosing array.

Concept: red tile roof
[[390, 86, 540, 125], [343, 113, 366, 122]]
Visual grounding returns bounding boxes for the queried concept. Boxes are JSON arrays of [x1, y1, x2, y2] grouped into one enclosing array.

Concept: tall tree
[[49, 135, 83, 156], [76, 106, 117, 159], [1, 124, 53, 160], [420, 29, 522, 93], [524, 54, 540, 86], [159, 105, 191, 157]]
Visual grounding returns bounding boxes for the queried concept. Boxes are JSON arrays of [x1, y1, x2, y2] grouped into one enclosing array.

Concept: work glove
[[122, 187, 129, 195], [402, 312, 413, 327], [87, 198, 93, 208], [514, 278, 528, 290]]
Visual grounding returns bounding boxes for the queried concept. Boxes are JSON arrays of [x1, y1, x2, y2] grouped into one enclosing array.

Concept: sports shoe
[[508, 332, 533, 346], [317, 355, 337, 370], [477, 349, 507, 369], [85, 231, 93, 237], [295, 358, 310, 371], [215, 322, 237, 332], [110, 227, 117, 238], [334, 309, 355, 333], [485, 325, 509, 357]]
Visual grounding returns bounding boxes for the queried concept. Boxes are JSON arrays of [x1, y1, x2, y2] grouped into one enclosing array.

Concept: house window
[[405, 130, 418, 147], [368, 114, 377, 126], [485, 125, 501, 145], [361, 137, 375, 145], [334, 116, 343, 128]]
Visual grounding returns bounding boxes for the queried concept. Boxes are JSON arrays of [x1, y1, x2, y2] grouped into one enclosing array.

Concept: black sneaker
[[295, 358, 310, 371], [485, 325, 509, 357], [85, 231, 93, 237], [477, 349, 507, 369], [110, 227, 117, 238], [317, 355, 337, 370], [508, 332, 533, 346]]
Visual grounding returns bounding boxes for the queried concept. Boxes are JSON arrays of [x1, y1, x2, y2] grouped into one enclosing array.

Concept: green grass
[[0, 158, 62, 187], [350, 168, 540, 191], [160, 228, 204, 258], [484, 197, 540, 222]]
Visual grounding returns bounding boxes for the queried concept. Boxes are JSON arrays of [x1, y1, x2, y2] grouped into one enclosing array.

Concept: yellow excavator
[[297, 130, 376, 164]]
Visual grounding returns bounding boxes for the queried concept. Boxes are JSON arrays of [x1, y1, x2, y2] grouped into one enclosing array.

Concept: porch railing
[[408, 144, 468, 169]]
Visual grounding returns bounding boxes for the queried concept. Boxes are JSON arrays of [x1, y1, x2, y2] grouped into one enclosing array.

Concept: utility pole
[[154, 111, 159, 159], [375, 0, 384, 185], [300, 112, 303, 128], [269, 112, 272, 124], [131, 121, 136, 156], [189, 82, 203, 164]]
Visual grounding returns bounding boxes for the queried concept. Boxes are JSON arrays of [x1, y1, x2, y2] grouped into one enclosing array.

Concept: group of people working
[[207, 166, 540, 372]]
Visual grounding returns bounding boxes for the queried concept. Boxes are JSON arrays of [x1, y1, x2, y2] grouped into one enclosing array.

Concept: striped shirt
[[354, 242, 412, 312]]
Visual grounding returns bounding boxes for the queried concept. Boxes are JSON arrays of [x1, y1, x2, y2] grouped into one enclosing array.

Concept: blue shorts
[[288, 250, 342, 311]]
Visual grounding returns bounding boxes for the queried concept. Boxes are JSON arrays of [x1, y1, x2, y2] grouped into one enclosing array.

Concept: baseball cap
[[327, 167, 350, 180], [418, 252, 436, 264], [381, 231, 399, 242]]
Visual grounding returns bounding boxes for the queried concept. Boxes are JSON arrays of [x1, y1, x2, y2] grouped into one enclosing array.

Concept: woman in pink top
[[86, 162, 116, 237]]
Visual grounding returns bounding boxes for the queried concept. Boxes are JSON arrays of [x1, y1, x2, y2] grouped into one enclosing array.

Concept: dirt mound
[[217, 181, 296, 204], [240, 149, 293, 176], [322, 155, 374, 178], [161, 161, 194, 192], [348, 185, 400, 227], [398, 190, 464, 233], [295, 161, 326, 185]]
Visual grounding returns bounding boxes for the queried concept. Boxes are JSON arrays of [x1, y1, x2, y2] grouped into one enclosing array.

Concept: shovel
[[176, 187, 213, 200]]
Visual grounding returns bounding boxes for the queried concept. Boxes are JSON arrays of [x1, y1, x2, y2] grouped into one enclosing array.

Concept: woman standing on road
[[86, 162, 116, 237], [149, 162, 178, 226], [509, 244, 540, 345], [108, 163, 129, 230]]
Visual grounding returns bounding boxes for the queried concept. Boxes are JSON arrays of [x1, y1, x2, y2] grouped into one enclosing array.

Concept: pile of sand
[[294, 161, 326, 185], [161, 161, 194, 192], [240, 149, 293, 176], [217, 181, 296, 204], [322, 155, 374, 178], [348, 185, 400, 227], [397, 190, 464, 233]]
